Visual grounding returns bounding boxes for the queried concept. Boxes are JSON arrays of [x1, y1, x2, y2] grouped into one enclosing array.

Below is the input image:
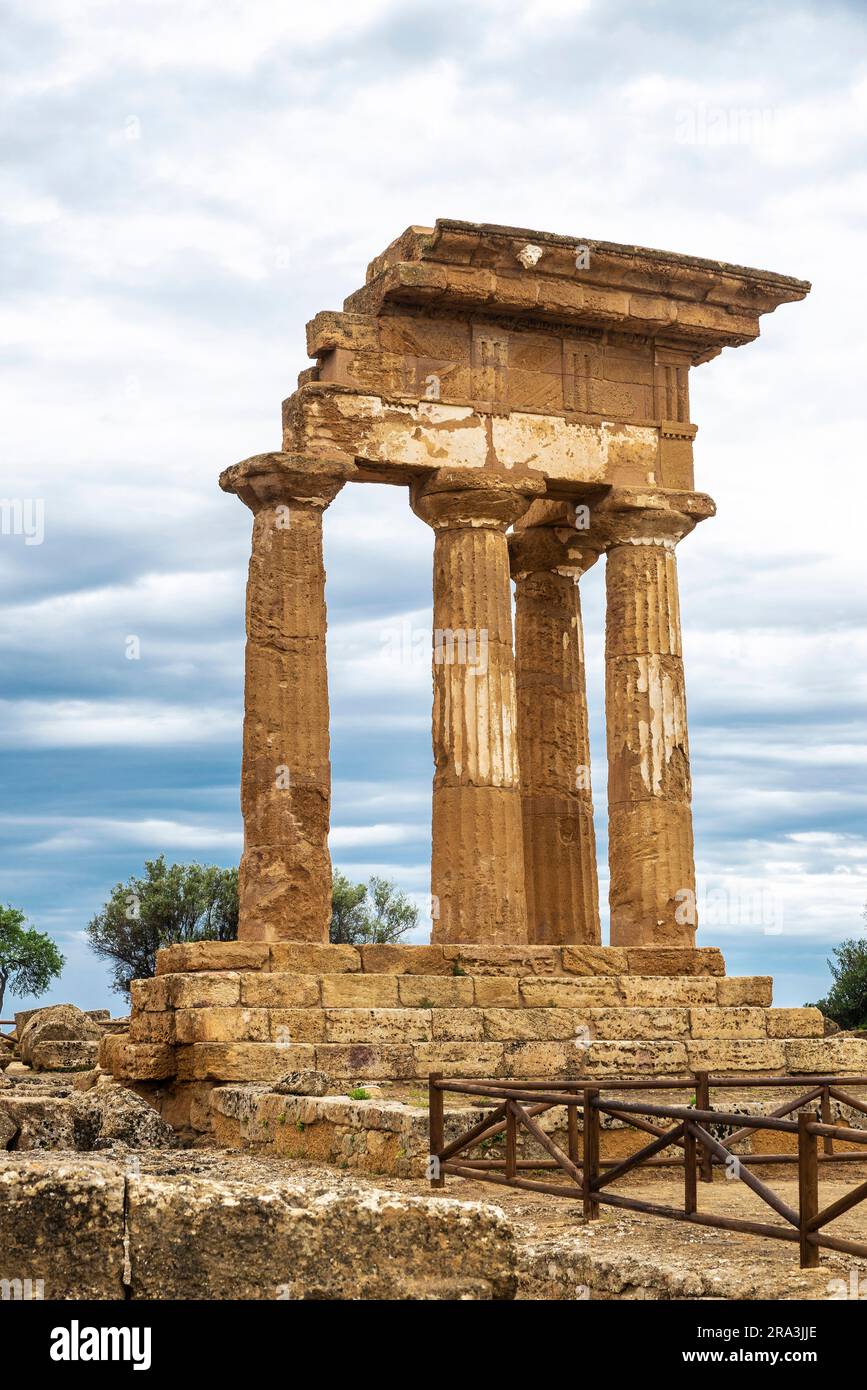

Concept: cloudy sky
[[2, 0, 866, 1015]]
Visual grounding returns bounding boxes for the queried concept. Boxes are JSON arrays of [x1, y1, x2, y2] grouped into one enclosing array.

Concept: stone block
[[313, 1044, 415, 1081], [125, 1169, 515, 1300], [412, 1042, 504, 1079], [785, 1038, 867, 1073], [269, 1009, 327, 1044], [30, 1040, 100, 1072], [519, 976, 624, 1008], [240, 973, 321, 1008], [685, 1040, 786, 1072], [0, 1096, 77, 1149], [442, 945, 560, 976], [430, 1009, 486, 1041], [483, 1008, 579, 1041], [689, 1007, 768, 1039], [588, 1007, 690, 1039], [561, 946, 629, 975], [397, 975, 474, 1008], [176, 1043, 316, 1082], [130, 977, 170, 1012], [19, 1005, 102, 1065], [270, 943, 360, 973], [580, 1040, 689, 1075], [0, 1157, 126, 1299], [765, 1007, 824, 1038], [472, 977, 520, 1007], [359, 944, 449, 975], [716, 976, 773, 1007], [155, 942, 269, 975], [501, 1040, 587, 1078], [619, 976, 717, 1005], [175, 1008, 271, 1045], [167, 972, 241, 1009], [99, 1035, 176, 1081], [129, 1011, 176, 1045], [324, 1009, 432, 1044], [625, 948, 726, 976], [321, 974, 399, 1007]]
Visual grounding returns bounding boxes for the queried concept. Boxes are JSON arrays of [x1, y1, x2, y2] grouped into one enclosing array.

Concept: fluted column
[[509, 501, 602, 945], [220, 452, 356, 941], [411, 468, 545, 944], [597, 489, 714, 947]]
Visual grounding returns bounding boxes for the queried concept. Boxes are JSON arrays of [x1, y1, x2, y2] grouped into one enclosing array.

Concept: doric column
[[219, 452, 356, 942], [596, 489, 714, 948], [410, 468, 545, 944], [509, 501, 602, 945]]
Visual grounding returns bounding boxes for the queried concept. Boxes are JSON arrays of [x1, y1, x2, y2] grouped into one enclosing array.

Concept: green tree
[[0, 905, 64, 1015], [809, 936, 867, 1031], [85, 856, 239, 996], [330, 870, 419, 945]]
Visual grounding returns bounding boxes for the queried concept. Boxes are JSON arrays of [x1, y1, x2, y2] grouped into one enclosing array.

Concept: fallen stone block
[[19, 1005, 102, 1067], [0, 1156, 126, 1299], [0, 1096, 78, 1149], [30, 1040, 100, 1072], [125, 1170, 516, 1299]]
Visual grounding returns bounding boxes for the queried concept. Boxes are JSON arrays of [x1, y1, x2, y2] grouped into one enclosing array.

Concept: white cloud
[[0, 698, 237, 747]]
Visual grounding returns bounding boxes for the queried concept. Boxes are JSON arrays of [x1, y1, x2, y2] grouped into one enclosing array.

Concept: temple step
[[153, 941, 727, 979], [103, 1031, 867, 1084]]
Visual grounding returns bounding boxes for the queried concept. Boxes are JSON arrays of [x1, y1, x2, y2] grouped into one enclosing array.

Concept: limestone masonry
[[102, 219, 867, 1099]]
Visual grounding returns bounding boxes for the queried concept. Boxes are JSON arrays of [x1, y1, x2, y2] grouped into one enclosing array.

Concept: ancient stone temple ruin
[[103, 220, 867, 1110]]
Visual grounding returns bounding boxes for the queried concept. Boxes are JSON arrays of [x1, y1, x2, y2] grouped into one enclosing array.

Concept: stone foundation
[[101, 941, 867, 1100]]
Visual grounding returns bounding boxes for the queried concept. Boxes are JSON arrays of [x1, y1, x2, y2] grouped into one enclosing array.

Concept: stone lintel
[[358, 219, 810, 349], [282, 384, 685, 490]]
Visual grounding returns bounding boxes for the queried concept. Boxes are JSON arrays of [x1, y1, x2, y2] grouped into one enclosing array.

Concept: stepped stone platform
[[100, 942, 867, 1103]]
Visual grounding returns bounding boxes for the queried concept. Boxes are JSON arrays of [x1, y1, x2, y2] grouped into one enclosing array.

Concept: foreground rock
[[0, 1153, 515, 1300]]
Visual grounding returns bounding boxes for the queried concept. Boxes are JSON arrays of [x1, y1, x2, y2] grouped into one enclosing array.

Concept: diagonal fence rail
[[428, 1072, 867, 1269]]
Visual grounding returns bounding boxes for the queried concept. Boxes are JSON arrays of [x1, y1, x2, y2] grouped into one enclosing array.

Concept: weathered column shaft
[[599, 492, 713, 947], [412, 469, 544, 944], [510, 506, 601, 945], [220, 453, 355, 941]]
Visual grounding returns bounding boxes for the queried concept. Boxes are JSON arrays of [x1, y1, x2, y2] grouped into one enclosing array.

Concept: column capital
[[509, 501, 604, 581], [410, 467, 545, 532], [593, 487, 716, 550], [220, 452, 357, 512]]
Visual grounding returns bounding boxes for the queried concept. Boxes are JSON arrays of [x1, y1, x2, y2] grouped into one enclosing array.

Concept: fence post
[[567, 1101, 580, 1170], [798, 1111, 820, 1268], [582, 1087, 600, 1220], [505, 1101, 517, 1180], [820, 1085, 834, 1157], [684, 1121, 697, 1215], [429, 1072, 445, 1190], [694, 1071, 713, 1183]]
